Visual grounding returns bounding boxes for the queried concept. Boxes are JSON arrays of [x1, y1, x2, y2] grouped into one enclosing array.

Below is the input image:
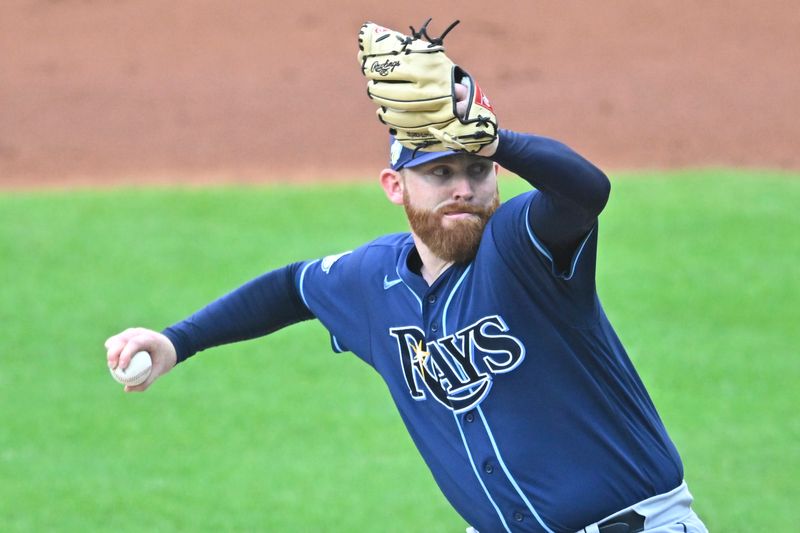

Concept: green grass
[[0, 170, 797, 531]]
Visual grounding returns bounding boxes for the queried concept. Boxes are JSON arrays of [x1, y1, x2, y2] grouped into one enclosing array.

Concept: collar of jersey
[[396, 235, 467, 298]]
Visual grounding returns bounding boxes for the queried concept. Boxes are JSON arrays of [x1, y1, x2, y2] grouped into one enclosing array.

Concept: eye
[[429, 166, 454, 179], [467, 162, 491, 178]]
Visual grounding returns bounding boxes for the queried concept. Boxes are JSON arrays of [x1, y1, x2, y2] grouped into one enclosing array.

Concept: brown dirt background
[[1, 1, 798, 189]]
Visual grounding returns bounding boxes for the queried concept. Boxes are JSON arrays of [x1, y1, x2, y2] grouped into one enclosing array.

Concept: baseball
[[110, 350, 152, 386]]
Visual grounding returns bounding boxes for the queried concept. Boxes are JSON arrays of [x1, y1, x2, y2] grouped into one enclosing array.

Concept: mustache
[[436, 202, 490, 216]]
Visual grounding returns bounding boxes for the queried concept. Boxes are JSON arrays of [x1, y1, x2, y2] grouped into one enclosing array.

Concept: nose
[[451, 174, 475, 202]]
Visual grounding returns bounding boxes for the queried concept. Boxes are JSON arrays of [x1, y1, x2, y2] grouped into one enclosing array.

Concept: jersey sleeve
[[486, 192, 602, 325], [491, 130, 610, 271], [163, 262, 314, 363], [295, 247, 374, 363]]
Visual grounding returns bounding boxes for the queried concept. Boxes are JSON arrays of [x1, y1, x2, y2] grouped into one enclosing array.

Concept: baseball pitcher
[[106, 20, 708, 532]]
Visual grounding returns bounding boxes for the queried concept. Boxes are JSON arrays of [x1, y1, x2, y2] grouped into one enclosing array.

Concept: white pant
[[466, 481, 709, 533], [578, 481, 708, 533]]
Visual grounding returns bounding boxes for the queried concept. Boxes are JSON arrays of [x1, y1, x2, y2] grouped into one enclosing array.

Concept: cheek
[[406, 184, 445, 210], [476, 179, 499, 202]]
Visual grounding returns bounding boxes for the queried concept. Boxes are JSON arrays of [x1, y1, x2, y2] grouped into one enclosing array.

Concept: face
[[400, 154, 500, 263]]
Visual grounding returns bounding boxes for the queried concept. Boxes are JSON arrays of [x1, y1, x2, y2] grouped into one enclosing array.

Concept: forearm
[[163, 262, 314, 363]]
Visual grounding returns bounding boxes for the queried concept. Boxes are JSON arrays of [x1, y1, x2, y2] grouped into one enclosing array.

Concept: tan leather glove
[[358, 20, 498, 153]]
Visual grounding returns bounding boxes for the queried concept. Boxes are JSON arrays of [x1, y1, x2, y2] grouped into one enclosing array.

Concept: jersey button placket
[[459, 415, 532, 530]]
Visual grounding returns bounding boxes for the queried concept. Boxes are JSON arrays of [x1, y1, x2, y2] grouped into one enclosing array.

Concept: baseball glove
[[357, 19, 497, 153]]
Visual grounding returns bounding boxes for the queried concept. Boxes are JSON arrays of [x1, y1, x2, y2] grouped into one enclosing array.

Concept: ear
[[380, 168, 405, 206]]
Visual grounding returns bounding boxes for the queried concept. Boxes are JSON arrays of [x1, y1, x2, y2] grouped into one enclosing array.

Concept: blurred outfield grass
[[0, 170, 798, 532]]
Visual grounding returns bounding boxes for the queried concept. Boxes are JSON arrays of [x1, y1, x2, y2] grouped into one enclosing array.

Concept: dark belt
[[597, 509, 645, 533]]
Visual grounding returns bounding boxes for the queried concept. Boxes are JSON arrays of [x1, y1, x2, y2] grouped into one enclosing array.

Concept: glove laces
[[409, 18, 461, 47]]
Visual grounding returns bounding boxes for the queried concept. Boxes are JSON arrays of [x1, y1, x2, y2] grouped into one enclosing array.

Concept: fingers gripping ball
[[357, 19, 498, 153], [110, 351, 152, 386]]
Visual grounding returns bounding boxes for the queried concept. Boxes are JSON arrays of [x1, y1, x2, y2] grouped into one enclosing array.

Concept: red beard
[[403, 190, 500, 264]]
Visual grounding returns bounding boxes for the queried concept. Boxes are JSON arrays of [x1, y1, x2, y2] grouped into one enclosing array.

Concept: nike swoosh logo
[[383, 275, 403, 290]]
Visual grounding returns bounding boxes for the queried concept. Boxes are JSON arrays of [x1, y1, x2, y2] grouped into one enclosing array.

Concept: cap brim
[[399, 149, 458, 169], [389, 136, 458, 171]]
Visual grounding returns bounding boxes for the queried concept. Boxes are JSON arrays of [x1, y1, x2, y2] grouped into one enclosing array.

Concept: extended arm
[[106, 262, 314, 391], [163, 262, 313, 363]]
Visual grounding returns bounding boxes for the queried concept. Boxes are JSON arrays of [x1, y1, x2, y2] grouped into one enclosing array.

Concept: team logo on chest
[[389, 315, 525, 412]]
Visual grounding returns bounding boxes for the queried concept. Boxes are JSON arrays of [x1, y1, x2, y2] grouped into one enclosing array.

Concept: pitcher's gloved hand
[[358, 19, 498, 153]]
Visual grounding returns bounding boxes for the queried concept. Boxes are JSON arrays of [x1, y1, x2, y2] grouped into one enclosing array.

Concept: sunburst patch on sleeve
[[320, 250, 353, 274]]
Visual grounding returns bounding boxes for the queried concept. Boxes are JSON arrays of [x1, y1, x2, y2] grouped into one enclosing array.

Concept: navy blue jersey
[[162, 131, 686, 532], [296, 192, 683, 532]]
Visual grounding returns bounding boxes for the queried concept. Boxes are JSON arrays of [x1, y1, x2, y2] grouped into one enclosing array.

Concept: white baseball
[[110, 351, 152, 386]]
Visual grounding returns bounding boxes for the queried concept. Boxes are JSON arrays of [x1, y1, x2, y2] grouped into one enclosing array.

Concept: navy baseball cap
[[389, 136, 458, 171]]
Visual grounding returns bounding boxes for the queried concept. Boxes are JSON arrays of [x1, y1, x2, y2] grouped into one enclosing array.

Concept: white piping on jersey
[[454, 411, 513, 533], [566, 227, 594, 280], [524, 202, 595, 281], [441, 265, 475, 384], [298, 259, 320, 308], [477, 406, 556, 533], [332, 335, 344, 353], [441, 265, 472, 337], [442, 265, 513, 531], [442, 263, 554, 532], [397, 265, 423, 312]]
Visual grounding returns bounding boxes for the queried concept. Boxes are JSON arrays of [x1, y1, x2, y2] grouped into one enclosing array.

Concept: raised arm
[[491, 129, 611, 270]]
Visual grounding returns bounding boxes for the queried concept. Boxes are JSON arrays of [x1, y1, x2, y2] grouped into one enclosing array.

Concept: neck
[[411, 233, 454, 285]]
